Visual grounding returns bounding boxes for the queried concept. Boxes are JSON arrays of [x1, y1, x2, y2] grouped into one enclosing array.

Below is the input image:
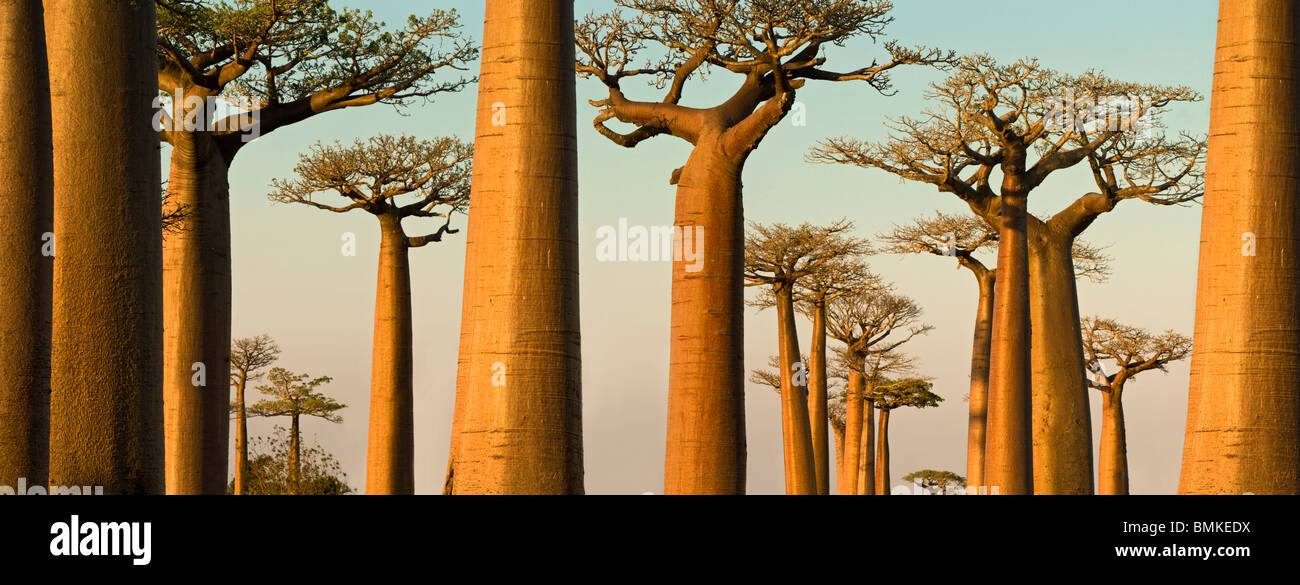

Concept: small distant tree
[[234, 426, 352, 495], [229, 334, 281, 495], [247, 368, 345, 495], [903, 469, 966, 495], [1082, 317, 1191, 495], [870, 376, 943, 495]]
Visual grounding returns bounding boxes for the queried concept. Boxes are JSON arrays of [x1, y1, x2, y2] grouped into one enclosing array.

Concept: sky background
[[198, 0, 1218, 494]]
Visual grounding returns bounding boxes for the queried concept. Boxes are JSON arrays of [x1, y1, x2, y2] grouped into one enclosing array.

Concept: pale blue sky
[[206, 0, 1217, 494]]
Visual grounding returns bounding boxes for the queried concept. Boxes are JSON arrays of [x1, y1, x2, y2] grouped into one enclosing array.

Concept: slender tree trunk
[[966, 269, 994, 493], [859, 401, 876, 494], [1181, 0, 1300, 494], [367, 214, 415, 495], [833, 423, 846, 495], [233, 376, 248, 494], [163, 131, 233, 495], [876, 408, 891, 495], [843, 368, 865, 495], [289, 413, 300, 495], [776, 286, 816, 494], [446, 0, 583, 494], [1028, 224, 1093, 494], [808, 303, 830, 494], [1099, 389, 1129, 495], [985, 170, 1034, 495], [0, 0, 52, 489], [45, 0, 163, 494], [662, 141, 747, 495]]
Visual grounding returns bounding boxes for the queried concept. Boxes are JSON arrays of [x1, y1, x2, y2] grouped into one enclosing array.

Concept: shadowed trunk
[[808, 303, 830, 494], [833, 423, 846, 495], [1181, 0, 1300, 495], [367, 214, 414, 494], [46, 0, 163, 494], [289, 413, 300, 495], [966, 268, 994, 493], [876, 408, 891, 495], [163, 131, 232, 495], [0, 0, 52, 489], [1099, 388, 1129, 495], [776, 286, 816, 494], [663, 141, 746, 495], [233, 375, 248, 494], [859, 401, 875, 495], [445, 0, 583, 494], [843, 369, 865, 495]]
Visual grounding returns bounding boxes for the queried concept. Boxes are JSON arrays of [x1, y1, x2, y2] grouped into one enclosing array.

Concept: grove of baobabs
[[0, 0, 1294, 497]]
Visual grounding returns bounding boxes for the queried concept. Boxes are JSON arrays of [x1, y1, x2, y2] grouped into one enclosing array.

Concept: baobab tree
[[0, 0, 52, 489], [1082, 318, 1191, 495], [825, 288, 932, 495], [229, 335, 281, 496], [744, 220, 869, 494], [870, 375, 942, 495], [903, 469, 966, 495], [879, 212, 1110, 492], [446, 0, 583, 495], [246, 368, 344, 496], [812, 55, 1202, 494], [155, 0, 477, 494], [271, 135, 472, 495], [576, 0, 950, 494], [46, 0, 164, 494], [1182, 0, 1300, 495]]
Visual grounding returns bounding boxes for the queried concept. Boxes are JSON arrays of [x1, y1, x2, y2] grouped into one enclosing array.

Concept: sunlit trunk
[[842, 369, 864, 495], [46, 0, 164, 494], [1181, 0, 1300, 495], [776, 286, 816, 494], [966, 269, 994, 493], [875, 408, 891, 495], [446, 0, 584, 494], [366, 214, 414, 494], [1099, 389, 1129, 495], [833, 423, 846, 495], [808, 303, 830, 494], [0, 0, 52, 489]]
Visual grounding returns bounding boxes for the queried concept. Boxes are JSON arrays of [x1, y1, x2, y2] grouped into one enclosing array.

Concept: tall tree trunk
[[1181, 0, 1300, 495], [445, 0, 583, 494], [985, 171, 1034, 495], [233, 377, 248, 494], [289, 413, 300, 495], [808, 303, 830, 494], [876, 408, 891, 495], [163, 131, 232, 495], [859, 399, 876, 495], [833, 423, 846, 495], [1099, 389, 1129, 495], [776, 286, 816, 494], [843, 369, 865, 495], [367, 214, 415, 494], [663, 142, 746, 495], [0, 0, 52, 490], [966, 269, 994, 493], [46, 0, 163, 494], [1028, 224, 1093, 494]]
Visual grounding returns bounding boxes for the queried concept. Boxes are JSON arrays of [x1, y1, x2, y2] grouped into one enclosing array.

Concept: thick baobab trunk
[[446, 0, 583, 494], [775, 286, 817, 494], [289, 413, 301, 495], [842, 369, 865, 495], [233, 378, 248, 494], [1181, 0, 1300, 495], [163, 132, 233, 495], [662, 142, 747, 495], [46, 0, 163, 494], [876, 408, 891, 495], [366, 215, 415, 495], [965, 269, 994, 493], [1027, 226, 1093, 494], [833, 423, 846, 495], [1099, 390, 1129, 495], [985, 174, 1034, 495], [808, 303, 830, 494], [0, 0, 52, 489]]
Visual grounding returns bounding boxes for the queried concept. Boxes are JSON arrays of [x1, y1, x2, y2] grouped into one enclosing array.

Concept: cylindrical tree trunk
[[808, 303, 830, 494], [234, 378, 248, 494], [366, 215, 415, 494], [842, 368, 865, 495], [163, 130, 232, 495], [985, 176, 1034, 495], [1181, 0, 1300, 495], [662, 143, 747, 495], [0, 0, 52, 490], [776, 286, 816, 494], [859, 399, 876, 495], [833, 423, 846, 495], [1099, 390, 1129, 495], [46, 0, 163, 494], [445, 0, 583, 494], [966, 269, 994, 494], [1028, 225, 1093, 494], [876, 408, 891, 495], [289, 413, 300, 495]]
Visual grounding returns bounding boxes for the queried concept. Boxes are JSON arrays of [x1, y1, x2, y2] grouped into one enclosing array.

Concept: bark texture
[[1099, 390, 1129, 495], [46, 0, 163, 494], [966, 269, 994, 493], [0, 0, 52, 488], [843, 369, 865, 495], [1182, 0, 1300, 494], [367, 216, 414, 494], [775, 287, 816, 494], [446, 0, 584, 494], [875, 408, 891, 495], [985, 173, 1033, 495]]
